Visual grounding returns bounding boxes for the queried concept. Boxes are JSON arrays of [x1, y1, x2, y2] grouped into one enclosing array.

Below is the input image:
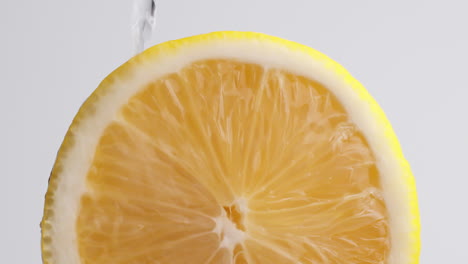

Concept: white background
[[1, 0, 467, 263]]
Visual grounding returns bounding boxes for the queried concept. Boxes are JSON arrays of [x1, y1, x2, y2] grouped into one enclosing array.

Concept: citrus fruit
[[41, 31, 420, 264]]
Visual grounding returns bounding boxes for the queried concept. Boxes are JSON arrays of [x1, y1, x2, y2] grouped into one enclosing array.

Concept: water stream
[[132, 0, 157, 55]]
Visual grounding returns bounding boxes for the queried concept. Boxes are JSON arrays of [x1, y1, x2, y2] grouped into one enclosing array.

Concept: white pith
[[213, 213, 245, 252], [43, 37, 414, 264]]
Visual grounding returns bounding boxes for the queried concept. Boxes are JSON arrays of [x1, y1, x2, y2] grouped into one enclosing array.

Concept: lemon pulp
[[77, 59, 389, 264]]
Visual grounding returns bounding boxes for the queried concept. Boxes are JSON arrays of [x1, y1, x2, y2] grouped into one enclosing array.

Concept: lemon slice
[[41, 31, 420, 264]]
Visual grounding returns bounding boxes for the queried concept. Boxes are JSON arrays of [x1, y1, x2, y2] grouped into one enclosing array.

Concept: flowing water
[[132, 0, 157, 55]]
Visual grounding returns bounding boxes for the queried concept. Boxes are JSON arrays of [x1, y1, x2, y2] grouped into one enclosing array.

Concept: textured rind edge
[[41, 31, 420, 264]]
